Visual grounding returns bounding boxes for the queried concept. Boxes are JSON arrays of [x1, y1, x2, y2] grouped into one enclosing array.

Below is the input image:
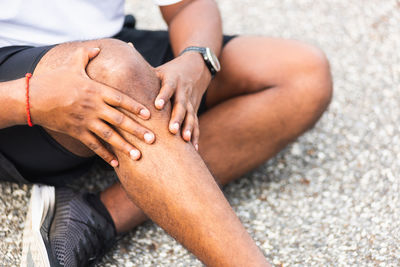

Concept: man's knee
[[289, 42, 333, 117], [86, 38, 161, 108], [83, 38, 176, 148]]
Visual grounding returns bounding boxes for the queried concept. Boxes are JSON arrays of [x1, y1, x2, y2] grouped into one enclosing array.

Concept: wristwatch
[[179, 46, 221, 76]]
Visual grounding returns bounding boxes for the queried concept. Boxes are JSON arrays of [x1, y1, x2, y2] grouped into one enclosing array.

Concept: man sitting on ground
[[0, 0, 332, 266]]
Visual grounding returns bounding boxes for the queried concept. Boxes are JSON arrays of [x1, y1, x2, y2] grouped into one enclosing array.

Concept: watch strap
[[179, 46, 217, 76], [179, 46, 207, 56]]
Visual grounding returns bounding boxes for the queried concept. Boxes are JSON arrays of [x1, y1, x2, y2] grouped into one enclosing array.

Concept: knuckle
[[190, 113, 196, 122], [70, 124, 83, 136], [184, 87, 191, 97], [81, 99, 96, 109], [70, 112, 85, 122], [132, 102, 142, 113], [186, 111, 193, 120], [82, 83, 97, 95], [114, 113, 125, 125], [182, 80, 191, 89], [98, 150, 112, 162], [87, 141, 100, 151], [177, 96, 186, 105], [176, 106, 185, 117], [113, 93, 123, 105], [102, 129, 113, 139], [166, 80, 176, 89]]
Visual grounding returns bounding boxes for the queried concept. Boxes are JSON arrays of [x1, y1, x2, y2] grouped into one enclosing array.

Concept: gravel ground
[[1, 0, 399, 266]]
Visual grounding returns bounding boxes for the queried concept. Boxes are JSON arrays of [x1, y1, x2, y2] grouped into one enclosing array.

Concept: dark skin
[[155, 0, 222, 148], [29, 39, 271, 267], [0, 0, 218, 163], [1, 0, 333, 265], [0, 48, 153, 167], [1, 1, 272, 265]]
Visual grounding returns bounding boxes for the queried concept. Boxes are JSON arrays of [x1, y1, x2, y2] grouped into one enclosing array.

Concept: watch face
[[206, 48, 221, 72]]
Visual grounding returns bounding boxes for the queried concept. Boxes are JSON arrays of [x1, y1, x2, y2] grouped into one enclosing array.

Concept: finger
[[80, 132, 119, 167], [100, 105, 155, 144], [169, 92, 187, 134], [155, 78, 177, 110], [192, 117, 200, 151], [88, 47, 100, 59], [181, 105, 196, 142], [101, 85, 151, 120], [74, 47, 100, 70], [89, 121, 141, 161]]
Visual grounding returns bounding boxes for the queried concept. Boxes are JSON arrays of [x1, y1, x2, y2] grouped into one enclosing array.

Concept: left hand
[[154, 52, 212, 150]]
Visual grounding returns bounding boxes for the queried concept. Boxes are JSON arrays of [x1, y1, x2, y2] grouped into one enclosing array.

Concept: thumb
[[75, 47, 100, 74], [76, 47, 100, 67], [87, 47, 100, 60], [154, 67, 163, 80]]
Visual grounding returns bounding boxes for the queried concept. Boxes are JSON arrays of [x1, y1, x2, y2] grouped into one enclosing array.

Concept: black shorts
[[0, 16, 236, 186]]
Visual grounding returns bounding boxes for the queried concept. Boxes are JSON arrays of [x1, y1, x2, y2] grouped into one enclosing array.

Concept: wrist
[[27, 75, 44, 127], [179, 46, 221, 78], [10, 78, 28, 126], [180, 51, 212, 81], [0, 78, 28, 128]]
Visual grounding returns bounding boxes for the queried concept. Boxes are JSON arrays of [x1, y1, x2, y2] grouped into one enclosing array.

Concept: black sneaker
[[21, 185, 117, 267]]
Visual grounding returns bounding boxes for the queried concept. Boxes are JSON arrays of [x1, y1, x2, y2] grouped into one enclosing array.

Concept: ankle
[[86, 193, 117, 233], [100, 189, 148, 234]]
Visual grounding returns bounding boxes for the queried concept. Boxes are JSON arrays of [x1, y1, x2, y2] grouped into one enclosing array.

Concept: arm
[[154, 0, 223, 148], [161, 0, 223, 57], [0, 47, 155, 166], [0, 78, 26, 129]]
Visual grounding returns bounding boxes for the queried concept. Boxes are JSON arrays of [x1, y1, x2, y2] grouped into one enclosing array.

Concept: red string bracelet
[[25, 73, 34, 127]]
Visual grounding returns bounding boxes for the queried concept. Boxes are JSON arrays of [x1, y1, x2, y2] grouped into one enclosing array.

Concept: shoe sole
[[21, 185, 55, 267]]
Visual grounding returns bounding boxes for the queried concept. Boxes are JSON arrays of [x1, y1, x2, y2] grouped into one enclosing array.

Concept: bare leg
[[100, 37, 332, 232], [36, 39, 269, 267], [37, 36, 331, 263], [200, 37, 332, 184]]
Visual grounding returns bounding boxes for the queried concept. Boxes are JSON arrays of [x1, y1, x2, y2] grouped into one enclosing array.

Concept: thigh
[[205, 36, 326, 108], [0, 45, 95, 184]]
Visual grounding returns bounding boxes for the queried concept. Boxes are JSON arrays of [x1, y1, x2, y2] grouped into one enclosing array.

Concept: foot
[[21, 185, 116, 267]]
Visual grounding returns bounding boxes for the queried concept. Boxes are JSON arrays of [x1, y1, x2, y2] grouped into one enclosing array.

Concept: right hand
[[29, 47, 155, 167]]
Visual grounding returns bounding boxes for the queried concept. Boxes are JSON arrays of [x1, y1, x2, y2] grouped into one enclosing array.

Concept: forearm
[[167, 0, 223, 56], [0, 79, 27, 129]]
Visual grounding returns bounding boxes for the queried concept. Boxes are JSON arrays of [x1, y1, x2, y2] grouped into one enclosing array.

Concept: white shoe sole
[[21, 185, 55, 267]]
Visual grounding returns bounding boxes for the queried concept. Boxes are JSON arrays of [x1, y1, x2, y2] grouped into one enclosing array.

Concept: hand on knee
[[31, 43, 156, 167]]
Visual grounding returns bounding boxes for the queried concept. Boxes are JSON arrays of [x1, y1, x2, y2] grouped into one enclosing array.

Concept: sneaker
[[21, 185, 117, 267]]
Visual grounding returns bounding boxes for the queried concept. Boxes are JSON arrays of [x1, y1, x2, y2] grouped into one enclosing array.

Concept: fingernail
[[139, 109, 150, 118], [144, 132, 155, 143], [184, 130, 191, 140], [170, 122, 179, 132], [93, 47, 100, 52], [110, 159, 118, 167], [195, 144, 199, 151], [155, 99, 164, 109], [130, 149, 141, 160]]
